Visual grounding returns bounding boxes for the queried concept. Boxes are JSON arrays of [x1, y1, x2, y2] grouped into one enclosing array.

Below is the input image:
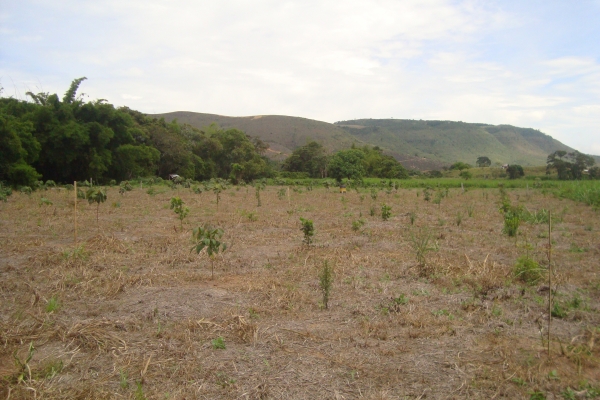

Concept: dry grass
[[1, 185, 599, 399]]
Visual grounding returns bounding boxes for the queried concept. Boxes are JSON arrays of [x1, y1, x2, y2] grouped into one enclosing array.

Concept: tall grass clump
[[319, 261, 334, 309]]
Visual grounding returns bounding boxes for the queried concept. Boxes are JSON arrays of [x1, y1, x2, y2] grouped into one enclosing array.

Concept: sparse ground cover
[[1, 181, 599, 399]]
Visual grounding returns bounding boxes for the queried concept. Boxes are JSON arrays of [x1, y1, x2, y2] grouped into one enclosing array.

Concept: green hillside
[[151, 112, 587, 169], [151, 112, 367, 161], [336, 119, 574, 167]]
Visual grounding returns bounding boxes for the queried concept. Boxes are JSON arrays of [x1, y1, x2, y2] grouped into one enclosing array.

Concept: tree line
[[0, 78, 410, 187], [1, 78, 274, 186]]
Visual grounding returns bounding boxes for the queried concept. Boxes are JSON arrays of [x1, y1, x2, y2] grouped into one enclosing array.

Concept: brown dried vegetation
[[0, 185, 599, 398]]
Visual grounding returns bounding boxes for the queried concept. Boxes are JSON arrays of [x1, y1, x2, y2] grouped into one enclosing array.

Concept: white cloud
[[1, 0, 600, 154]]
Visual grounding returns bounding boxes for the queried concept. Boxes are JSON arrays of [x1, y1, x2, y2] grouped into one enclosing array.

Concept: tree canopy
[[546, 150, 595, 180], [476, 156, 491, 167], [0, 78, 274, 186]]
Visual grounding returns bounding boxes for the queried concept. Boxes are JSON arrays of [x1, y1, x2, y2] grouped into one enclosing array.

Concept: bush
[[8, 163, 41, 187]]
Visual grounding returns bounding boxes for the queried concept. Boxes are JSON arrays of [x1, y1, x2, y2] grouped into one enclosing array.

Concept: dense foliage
[[0, 78, 274, 186], [282, 142, 409, 181], [546, 150, 596, 180]]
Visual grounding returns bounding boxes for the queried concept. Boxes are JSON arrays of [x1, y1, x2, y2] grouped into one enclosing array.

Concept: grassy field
[[1, 182, 599, 399]]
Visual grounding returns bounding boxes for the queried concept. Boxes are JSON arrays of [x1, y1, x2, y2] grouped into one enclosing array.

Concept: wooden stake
[[74, 181, 78, 246], [547, 211, 552, 357]]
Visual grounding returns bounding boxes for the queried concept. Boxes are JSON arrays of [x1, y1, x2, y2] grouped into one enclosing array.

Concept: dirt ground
[[1, 184, 599, 399]]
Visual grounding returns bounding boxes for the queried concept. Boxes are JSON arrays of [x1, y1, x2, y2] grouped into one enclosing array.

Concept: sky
[[1, 0, 600, 155]]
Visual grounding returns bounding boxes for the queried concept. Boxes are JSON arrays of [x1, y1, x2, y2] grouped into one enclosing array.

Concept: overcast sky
[[2, 0, 600, 154]]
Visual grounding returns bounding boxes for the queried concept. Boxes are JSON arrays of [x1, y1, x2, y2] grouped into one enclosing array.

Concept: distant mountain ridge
[[150, 111, 584, 169]]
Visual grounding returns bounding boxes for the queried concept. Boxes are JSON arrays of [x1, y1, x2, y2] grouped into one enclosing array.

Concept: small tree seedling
[[86, 188, 107, 228], [254, 179, 266, 207], [381, 204, 392, 221], [299, 217, 314, 246], [170, 197, 189, 230], [192, 225, 227, 278]]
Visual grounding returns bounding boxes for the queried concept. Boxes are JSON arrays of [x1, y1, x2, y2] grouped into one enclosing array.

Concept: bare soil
[[1, 185, 599, 399]]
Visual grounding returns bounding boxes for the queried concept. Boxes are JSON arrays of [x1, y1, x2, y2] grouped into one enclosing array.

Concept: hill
[[336, 119, 576, 169], [150, 112, 368, 162], [151, 112, 582, 169]]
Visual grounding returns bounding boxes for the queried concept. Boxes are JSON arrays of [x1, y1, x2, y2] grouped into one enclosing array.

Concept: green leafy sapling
[[254, 179, 267, 207], [192, 226, 227, 278], [381, 204, 392, 221], [299, 217, 314, 246], [170, 197, 189, 230], [86, 188, 107, 228]]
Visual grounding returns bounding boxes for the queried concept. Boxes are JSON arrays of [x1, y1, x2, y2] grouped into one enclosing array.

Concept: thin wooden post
[[74, 181, 78, 246], [547, 211, 552, 357]]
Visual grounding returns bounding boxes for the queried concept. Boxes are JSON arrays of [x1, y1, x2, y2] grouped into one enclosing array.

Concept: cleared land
[[1, 183, 599, 399]]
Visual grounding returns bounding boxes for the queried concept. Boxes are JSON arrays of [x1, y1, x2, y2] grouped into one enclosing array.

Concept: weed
[[120, 369, 129, 389], [466, 204, 474, 217], [569, 243, 587, 253], [513, 256, 544, 285], [216, 372, 236, 388], [369, 205, 376, 216], [46, 296, 60, 313], [528, 390, 546, 400], [352, 219, 365, 232], [491, 305, 502, 317], [522, 208, 550, 224], [503, 211, 521, 237], [13, 342, 35, 382], [134, 381, 147, 400], [455, 211, 463, 226], [319, 261, 334, 309], [409, 211, 416, 225], [551, 303, 567, 318], [299, 217, 314, 245], [410, 229, 439, 275], [38, 359, 63, 379], [212, 336, 226, 349], [39, 197, 53, 206]]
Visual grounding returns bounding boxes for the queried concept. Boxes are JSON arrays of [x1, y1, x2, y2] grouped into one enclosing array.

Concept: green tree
[[327, 149, 365, 182], [449, 162, 472, 171], [546, 150, 594, 180], [476, 156, 491, 167], [506, 164, 524, 179], [282, 141, 329, 178]]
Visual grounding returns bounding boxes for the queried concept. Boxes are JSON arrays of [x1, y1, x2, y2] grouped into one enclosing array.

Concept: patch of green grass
[[211, 337, 226, 349], [45, 296, 60, 313]]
